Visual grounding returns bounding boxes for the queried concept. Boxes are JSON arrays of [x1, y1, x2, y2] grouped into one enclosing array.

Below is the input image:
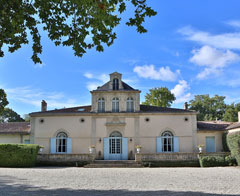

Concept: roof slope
[[197, 121, 232, 131], [0, 122, 30, 134], [139, 105, 195, 113], [92, 81, 138, 91], [226, 122, 240, 130]]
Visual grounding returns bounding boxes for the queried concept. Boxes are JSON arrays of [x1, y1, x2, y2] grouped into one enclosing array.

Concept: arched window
[[126, 97, 134, 112], [98, 98, 105, 112], [162, 131, 174, 152], [110, 131, 122, 137], [56, 132, 68, 153], [113, 78, 119, 90], [112, 97, 119, 112]]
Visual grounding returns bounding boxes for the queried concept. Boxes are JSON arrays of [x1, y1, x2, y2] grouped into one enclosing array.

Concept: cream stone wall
[[32, 112, 198, 157], [0, 134, 30, 144], [197, 131, 224, 152], [228, 128, 240, 134], [91, 91, 140, 112]]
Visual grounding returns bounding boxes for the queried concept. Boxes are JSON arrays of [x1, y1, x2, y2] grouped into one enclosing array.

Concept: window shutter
[[104, 138, 110, 160], [173, 136, 179, 152], [67, 138, 72, 154], [122, 138, 128, 160], [50, 138, 56, 154], [156, 137, 162, 153]]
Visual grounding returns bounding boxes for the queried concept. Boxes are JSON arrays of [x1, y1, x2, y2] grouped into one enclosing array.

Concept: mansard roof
[[91, 81, 139, 92], [0, 122, 30, 134]]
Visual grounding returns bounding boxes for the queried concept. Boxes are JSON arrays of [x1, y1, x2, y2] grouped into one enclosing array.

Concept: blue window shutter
[[157, 137, 162, 153], [50, 138, 56, 154], [122, 138, 128, 160], [206, 136, 215, 152], [173, 136, 179, 152], [67, 138, 72, 154], [104, 138, 109, 160]]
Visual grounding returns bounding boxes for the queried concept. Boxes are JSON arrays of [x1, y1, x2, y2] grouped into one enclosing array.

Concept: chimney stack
[[41, 100, 47, 112], [238, 112, 240, 122], [184, 102, 188, 110]]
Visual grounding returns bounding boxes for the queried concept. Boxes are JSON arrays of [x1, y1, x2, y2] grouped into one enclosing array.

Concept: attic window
[[113, 78, 119, 90], [184, 117, 189, 122], [78, 108, 85, 112], [145, 117, 150, 122], [80, 118, 85, 123]]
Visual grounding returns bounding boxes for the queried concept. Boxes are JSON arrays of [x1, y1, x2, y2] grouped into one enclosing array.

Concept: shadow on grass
[[0, 175, 238, 196]]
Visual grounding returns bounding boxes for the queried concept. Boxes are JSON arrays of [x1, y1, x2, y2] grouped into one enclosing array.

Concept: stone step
[[84, 160, 143, 168]]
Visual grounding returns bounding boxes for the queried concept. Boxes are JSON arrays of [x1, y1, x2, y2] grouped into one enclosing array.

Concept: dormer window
[[127, 97, 134, 112], [112, 97, 119, 112], [113, 78, 119, 90], [98, 98, 105, 112]]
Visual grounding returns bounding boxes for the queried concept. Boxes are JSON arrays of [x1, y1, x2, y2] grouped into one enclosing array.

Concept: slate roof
[[0, 122, 30, 134], [139, 105, 195, 113], [92, 81, 139, 91], [197, 121, 232, 131], [226, 122, 240, 130]]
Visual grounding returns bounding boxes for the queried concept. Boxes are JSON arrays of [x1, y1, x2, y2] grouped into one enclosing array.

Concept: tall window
[[109, 131, 122, 154], [56, 132, 68, 153], [98, 98, 105, 112], [113, 78, 119, 90], [127, 97, 134, 112], [162, 131, 173, 152], [112, 97, 119, 112]]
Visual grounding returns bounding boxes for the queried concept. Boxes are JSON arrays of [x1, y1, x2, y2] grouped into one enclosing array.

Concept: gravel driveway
[[0, 167, 239, 196]]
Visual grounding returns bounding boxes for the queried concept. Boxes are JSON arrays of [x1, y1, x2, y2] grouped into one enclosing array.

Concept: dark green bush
[[0, 144, 40, 167], [222, 132, 230, 152], [143, 160, 200, 167], [227, 132, 240, 165], [199, 155, 236, 167]]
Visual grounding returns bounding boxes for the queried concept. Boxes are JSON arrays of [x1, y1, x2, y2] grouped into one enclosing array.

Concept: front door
[[104, 134, 128, 160]]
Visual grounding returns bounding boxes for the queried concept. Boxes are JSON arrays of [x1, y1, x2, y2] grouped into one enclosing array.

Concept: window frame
[[98, 97, 105, 112], [113, 78, 119, 90], [126, 97, 134, 112], [112, 97, 119, 112], [56, 132, 68, 153], [161, 131, 174, 152]]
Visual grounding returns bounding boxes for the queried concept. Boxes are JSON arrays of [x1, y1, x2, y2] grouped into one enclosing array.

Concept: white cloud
[[4, 86, 78, 109], [84, 72, 93, 79], [34, 62, 46, 68], [226, 20, 240, 28], [84, 72, 109, 91], [189, 45, 240, 79], [178, 26, 240, 50], [133, 64, 180, 82], [171, 80, 191, 104]]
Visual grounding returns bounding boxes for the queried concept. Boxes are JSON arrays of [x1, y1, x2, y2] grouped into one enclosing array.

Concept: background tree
[[223, 103, 240, 122], [0, 0, 157, 64], [0, 89, 9, 115], [189, 95, 226, 121], [0, 108, 25, 123], [24, 114, 30, 122], [142, 87, 176, 107]]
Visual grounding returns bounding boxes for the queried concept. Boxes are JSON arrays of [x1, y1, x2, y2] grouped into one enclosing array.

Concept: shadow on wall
[[0, 175, 239, 196]]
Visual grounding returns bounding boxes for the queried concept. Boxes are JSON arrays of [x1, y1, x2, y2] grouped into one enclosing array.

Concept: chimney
[[41, 100, 47, 112], [238, 112, 240, 122], [184, 102, 188, 110]]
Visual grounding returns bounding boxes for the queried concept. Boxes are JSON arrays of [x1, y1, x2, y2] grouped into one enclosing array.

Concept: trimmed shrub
[[143, 160, 200, 167], [222, 132, 230, 152], [199, 155, 237, 167], [227, 132, 240, 165], [0, 144, 40, 167]]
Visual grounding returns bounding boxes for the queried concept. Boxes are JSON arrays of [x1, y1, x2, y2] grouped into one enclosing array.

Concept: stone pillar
[[238, 112, 240, 122]]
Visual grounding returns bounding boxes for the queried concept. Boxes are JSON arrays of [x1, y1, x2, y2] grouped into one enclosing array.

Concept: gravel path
[[0, 167, 239, 196]]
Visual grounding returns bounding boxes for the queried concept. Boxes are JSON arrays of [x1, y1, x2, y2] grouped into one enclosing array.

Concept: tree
[[223, 103, 240, 122], [0, 0, 157, 64], [189, 95, 226, 121], [24, 114, 30, 122], [0, 108, 25, 123], [142, 87, 176, 107], [0, 89, 9, 115]]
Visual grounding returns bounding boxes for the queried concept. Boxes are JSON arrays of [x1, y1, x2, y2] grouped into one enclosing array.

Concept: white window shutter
[[67, 138, 72, 154], [173, 136, 179, 152], [50, 138, 56, 154], [156, 137, 162, 153]]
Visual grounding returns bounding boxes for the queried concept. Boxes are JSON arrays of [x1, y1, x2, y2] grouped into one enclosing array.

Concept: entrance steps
[[84, 160, 143, 168]]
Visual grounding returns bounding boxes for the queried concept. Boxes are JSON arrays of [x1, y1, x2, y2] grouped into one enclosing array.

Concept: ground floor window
[[162, 131, 174, 152], [56, 132, 68, 153]]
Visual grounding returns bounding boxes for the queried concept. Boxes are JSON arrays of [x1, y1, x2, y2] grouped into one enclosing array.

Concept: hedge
[[199, 155, 237, 167], [222, 132, 230, 152], [0, 144, 40, 167], [142, 160, 200, 167], [227, 132, 240, 165]]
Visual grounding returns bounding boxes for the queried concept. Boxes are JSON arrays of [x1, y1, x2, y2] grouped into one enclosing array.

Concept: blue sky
[[1, 0, 240, 116]]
